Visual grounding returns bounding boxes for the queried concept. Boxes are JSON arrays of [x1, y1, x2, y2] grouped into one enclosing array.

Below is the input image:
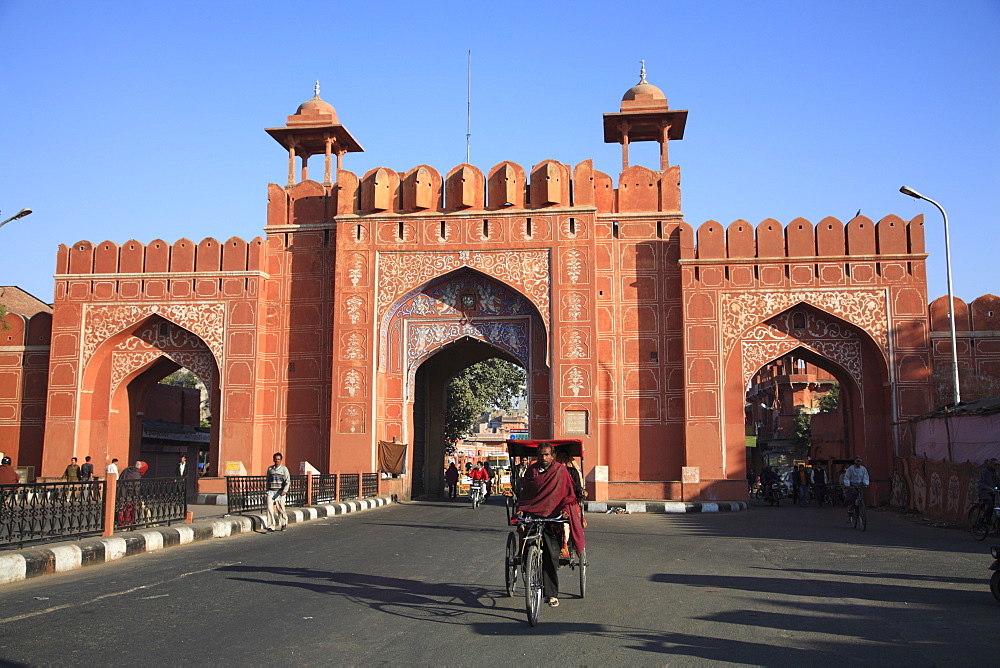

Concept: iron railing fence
[[361, 473, 379, 499], [0, 481, 105, 547], [339, 473, 360, 501], [312, 474, 338, 505], [225, 476, 268, 514], [227, 473, 380, 514], [115, 477, 187, 531], [225, 476, 308, 515]]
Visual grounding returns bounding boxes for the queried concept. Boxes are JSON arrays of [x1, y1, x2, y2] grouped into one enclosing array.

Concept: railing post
[[102, 473, 118, 537], [305, 471, 314, 506], [335, 471, 341, 502]]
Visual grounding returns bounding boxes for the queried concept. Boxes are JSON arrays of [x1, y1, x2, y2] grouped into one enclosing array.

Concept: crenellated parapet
[[265, 160, 682, 225], [55, 236, 265, 276], [0, 311, 52, 348], [688, 214, 925, 260], [929, 294, 1000, 333]]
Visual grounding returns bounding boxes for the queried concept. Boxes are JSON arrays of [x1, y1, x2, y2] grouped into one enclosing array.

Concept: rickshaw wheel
[[504, 531, 519, 597]]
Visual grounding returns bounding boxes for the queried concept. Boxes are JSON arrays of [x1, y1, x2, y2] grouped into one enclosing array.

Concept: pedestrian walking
[[177, 455, 188, 477], [106, 458, 120, 477], [265, 452, 290, 532], [80, 456, 94, 481], [62, 457, 81, 482], [445, 462, 459, 498]]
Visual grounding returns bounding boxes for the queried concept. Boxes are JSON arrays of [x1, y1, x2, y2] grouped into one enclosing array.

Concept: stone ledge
[[584, 500, 748, 514], [0, 495, 396, 587]]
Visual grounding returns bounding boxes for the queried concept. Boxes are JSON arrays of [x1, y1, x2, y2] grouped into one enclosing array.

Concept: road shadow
[[218, 565, 522, 625]]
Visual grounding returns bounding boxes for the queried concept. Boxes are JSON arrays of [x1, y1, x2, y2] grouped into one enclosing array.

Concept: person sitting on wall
[[0, 457, 19, 485]]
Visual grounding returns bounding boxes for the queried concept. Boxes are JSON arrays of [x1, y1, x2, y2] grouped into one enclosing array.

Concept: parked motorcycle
[[990, 546, 1000, 603]]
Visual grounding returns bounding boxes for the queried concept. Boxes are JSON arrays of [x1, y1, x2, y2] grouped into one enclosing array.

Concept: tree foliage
[[444, 358, 525, 446], [0, 304, 8, 331], [158, 369, 201, 388], [817, 383, 840, 412]]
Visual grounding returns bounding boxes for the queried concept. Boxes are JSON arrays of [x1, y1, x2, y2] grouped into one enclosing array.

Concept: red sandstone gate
[[33, 75, 938, 502]]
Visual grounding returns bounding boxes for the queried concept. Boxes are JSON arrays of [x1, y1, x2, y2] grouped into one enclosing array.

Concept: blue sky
[[1, 0, 997, 304]]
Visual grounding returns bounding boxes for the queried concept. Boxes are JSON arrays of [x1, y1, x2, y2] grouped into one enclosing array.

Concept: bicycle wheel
[[523, 543, 543, 627], [849, 507, 858, 529], [858, 502, 867, 532], [504, 532, 519, 597], [991, 570, 1000, 604], [577, 547, 587, 598], [970, 506, 989, 541], [506, 495, 514, 524]]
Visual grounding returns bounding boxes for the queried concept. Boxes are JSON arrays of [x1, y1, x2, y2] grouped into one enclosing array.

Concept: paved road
[[0, 497, 996, 666]]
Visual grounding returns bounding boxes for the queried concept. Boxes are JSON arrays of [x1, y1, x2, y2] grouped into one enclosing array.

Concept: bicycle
[[969, 488, 1000, 541], [504, 516, 585, 626], [847, 484, 867, 531]]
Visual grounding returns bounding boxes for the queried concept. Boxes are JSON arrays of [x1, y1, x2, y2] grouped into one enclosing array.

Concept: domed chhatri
[[621, 61, 668, 111], [265, 80, 364, 186], [292, 80, 339, 123], [603, 61, 688, 171]]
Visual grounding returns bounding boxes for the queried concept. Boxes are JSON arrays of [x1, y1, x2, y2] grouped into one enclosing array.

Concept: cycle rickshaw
[[502, 438, 587, 626]]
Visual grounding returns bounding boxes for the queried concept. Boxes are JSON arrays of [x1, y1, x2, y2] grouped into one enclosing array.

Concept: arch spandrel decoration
[[739, 311, 863, 389], [109, 320, 216, 395], [379, 268, 542, 370], [82, 303, 226, 369], [375, 249, 550, 329], [404, 319, 530, 399], [720, 289, 888, 357], [111, 351, 215, 395]]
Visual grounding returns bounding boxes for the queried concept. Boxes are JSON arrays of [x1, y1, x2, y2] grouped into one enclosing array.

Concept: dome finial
[[639, 60, 647, 84], [314, 80, 321, 98]]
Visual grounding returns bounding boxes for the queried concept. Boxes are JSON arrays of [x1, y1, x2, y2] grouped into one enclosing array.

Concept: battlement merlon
[[55, 237, 265, 276], [266, 160, 683, 222]]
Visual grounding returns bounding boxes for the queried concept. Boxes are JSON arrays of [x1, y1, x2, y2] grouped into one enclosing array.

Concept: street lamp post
[[899, 186, 961, 406], [0, 208, 32, 230]]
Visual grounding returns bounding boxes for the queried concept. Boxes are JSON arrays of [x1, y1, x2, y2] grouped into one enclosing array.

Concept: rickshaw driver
[[512, 444, 586, 608]]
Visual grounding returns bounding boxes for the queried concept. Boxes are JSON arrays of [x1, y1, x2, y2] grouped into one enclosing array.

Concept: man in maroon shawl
[[516, 444, 585, 607]]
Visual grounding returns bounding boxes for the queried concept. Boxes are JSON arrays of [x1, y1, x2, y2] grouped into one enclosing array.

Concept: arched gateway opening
[[730, 303, 892, 500], [78, 316, 221, 483], [380, 269, 548, 499], [411, 341, 523, 497]]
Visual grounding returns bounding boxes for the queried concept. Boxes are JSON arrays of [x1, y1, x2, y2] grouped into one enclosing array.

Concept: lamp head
[[899, 185, 924, 200]]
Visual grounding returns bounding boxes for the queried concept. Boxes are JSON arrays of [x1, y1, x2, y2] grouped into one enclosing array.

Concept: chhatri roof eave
[[264, 124, 364, 155], [602, 109, 688, 143]]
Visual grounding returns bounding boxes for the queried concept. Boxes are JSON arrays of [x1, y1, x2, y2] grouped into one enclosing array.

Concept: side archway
[[726, 303, 892, 501], [77, 315, 221, 477]]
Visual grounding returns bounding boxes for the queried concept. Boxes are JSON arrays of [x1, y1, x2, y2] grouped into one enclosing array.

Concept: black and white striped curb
[[585, 500, 748, 513], [0, 495, 395, 586]]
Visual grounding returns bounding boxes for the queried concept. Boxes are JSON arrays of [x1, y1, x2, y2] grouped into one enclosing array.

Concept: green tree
[[158, 369, 201, 388], [0, 304, 9, 331], [443, 358, 525, 446], [817, 383, 840, 412]]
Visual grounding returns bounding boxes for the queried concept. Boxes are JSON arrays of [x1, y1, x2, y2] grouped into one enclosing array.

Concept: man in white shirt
[[106, 458, 120, 477], [843, 456, 870, 520]]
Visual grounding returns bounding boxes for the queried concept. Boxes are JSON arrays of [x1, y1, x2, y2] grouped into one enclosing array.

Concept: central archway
[[378, 268, 548, 499], [411, 339, 523, 497]]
